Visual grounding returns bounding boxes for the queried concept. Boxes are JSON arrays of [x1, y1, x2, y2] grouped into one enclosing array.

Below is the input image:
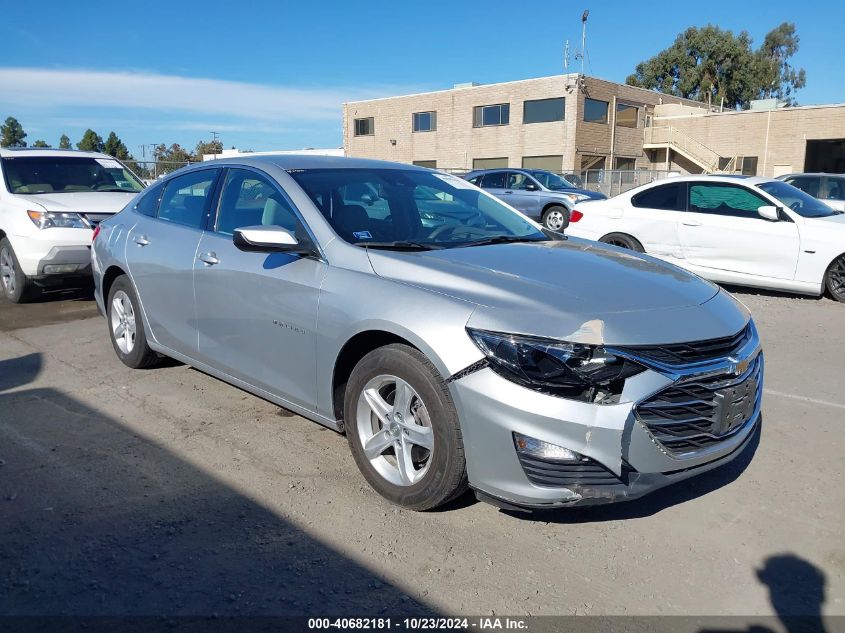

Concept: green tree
[[195, 138, 223, 159], [626, 22, 806, 109], [153, 143, 195, 174], [103, 131, 131, 160], [32, 139, 51, 148], [756, 23, 806, 105], [77, 129, 104, 152], [58, 134, 72, 149], [1, 116, 27, 147]]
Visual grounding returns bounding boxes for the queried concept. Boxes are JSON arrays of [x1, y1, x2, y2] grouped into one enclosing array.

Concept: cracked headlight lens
[[27, 210, 87, 230], [467, 328, 645, 403]]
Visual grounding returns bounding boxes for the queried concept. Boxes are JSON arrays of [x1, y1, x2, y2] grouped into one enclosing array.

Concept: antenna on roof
[[564, 39, 570, 73], [580, 9, 589, 78]]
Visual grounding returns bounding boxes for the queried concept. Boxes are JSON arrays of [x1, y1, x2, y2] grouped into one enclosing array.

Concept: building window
[[580, 155, 606, 184], [412, 111, 436, 132], [522, 155, 563, 171], [523, 98, 565, 124], [473, 104, 510, 127], [472, 157, 508, 169], [413, 160, 437, 168], [583, 98, 609, 124], [354, 117, 374, 136], [616, 103, 638, 128], [615, 157, 637, 184], [741, 156, 758, 176]]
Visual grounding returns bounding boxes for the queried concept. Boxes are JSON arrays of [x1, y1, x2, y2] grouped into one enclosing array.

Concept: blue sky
[[1, 0, 841, 158]]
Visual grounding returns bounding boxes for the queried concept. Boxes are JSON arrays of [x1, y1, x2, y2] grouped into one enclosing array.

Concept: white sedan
[[566, 175, 845, 301]]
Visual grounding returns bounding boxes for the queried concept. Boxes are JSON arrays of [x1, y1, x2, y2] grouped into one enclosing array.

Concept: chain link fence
[[439, 168, 679, 198], [125, 160, 197, 183]]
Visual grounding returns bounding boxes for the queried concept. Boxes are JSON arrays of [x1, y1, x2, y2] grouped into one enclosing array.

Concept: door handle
[[134, 235, 150, 246], [198, 252, 219, 266], [502, 190, 513, 194], [682, 221, 702, 227]]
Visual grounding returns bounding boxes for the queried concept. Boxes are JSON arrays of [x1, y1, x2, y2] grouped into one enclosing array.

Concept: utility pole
[[211, 131, 220, 159]]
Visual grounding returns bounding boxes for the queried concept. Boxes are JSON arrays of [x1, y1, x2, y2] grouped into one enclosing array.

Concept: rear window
[[1, 156, 144, 194], [631, 183, 685, 211]]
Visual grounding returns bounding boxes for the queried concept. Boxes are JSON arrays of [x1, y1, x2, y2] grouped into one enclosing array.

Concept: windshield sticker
[[433, 173, 475, 190], [96, 158, 123, 170], [353, 231, 373, 240]]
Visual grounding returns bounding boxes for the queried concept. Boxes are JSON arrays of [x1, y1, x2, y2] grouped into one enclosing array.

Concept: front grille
[[635, 353, 763, 454], [82, 213, 111, 227], [517, 453, 631, 488], [620, 322, 752, 366]]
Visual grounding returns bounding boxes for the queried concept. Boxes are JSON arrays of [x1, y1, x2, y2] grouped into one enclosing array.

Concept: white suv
[[0, 148, 145, 302]]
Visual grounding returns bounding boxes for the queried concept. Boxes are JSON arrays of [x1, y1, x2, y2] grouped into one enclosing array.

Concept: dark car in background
[[776, 173, 845, 212], [465, 168, 605, 231]]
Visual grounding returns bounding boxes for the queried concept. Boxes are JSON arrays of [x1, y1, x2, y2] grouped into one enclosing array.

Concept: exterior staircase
[[644, 125, 737, 174]]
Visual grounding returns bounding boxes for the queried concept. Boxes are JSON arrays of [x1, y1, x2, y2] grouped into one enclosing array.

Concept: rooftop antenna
[[580, 9, 589, 78], [564, 39, 570, 73]]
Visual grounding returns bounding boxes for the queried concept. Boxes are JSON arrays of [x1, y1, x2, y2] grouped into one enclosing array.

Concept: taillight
[[570, 209, 584, 223], [92, 225, 101, 242]]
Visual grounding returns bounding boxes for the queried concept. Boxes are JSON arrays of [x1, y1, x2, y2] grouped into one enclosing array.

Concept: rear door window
[[480, 172, 506, 189], [784, 176, 821, 198], [157, 170, 219, 229]]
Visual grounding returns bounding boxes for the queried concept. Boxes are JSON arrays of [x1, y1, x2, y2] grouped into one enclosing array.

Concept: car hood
[[811, 212, 845, 225], [18, 191, 137, 214], [546, 188, 606, 200], [367, 239, 748, 345]]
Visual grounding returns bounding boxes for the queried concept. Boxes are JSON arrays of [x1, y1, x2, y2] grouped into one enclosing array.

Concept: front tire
[[107, 275, 160, 369], [825, 255, 845, 302], [345, 344, 468, 510], [599, 232, 644, 252], [542, 205, 569, 232], [0, 238, 38, 303]]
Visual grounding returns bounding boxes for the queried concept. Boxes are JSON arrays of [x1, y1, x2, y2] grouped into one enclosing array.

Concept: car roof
[[779, 172, 845, 178], [196, 153, 432, 172], [0, 147, 115, 160]]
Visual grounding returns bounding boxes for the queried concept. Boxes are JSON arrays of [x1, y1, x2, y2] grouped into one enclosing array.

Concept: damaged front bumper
[[448, 354, 762, 510]]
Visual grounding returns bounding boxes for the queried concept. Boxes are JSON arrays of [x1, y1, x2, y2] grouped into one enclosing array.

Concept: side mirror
[[757, 205, 780, 221], [233, 225, 310, 254], [360, 193, 375, 206], [524, 182, 539, 191]]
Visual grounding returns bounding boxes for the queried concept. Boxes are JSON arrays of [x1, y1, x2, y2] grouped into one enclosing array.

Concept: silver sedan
[[92, 155, 762, 511]]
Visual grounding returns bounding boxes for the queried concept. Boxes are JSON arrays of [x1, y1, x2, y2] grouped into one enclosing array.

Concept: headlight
[[563, 193, 590, 203], [27, 210, 88, 230], [467, 328, 645, 403]]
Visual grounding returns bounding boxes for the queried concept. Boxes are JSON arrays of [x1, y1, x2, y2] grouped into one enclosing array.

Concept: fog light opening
[[43, 264, 80, 274], [513, 432, 585, 463]]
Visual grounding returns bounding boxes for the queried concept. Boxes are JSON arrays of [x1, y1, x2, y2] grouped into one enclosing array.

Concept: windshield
[[757, 181, 839, 218], [288, 168, 547, 248], [1, 156, 145, 194], [529, 170, 576, 191]]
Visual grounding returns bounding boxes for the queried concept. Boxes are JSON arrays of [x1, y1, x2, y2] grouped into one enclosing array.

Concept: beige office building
[[343, 74, 845, 178]]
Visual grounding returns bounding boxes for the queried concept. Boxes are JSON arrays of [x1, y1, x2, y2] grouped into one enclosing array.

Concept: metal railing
[[644, 125, 722, 172], [577, 169, 678, 197]]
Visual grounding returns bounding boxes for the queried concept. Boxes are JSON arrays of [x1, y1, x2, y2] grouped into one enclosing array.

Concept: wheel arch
[[599, 231, 644, 250], [541, 201, 572, 216], [331, 329, 422, 426], [102, 264, 129, 304], [823, 251, 845, 298]]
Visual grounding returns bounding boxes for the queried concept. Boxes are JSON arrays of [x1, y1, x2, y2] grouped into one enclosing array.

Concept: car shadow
[[504, 421, 761, 524], [0, 353, 436, 619], [720, 284, 832, 304]]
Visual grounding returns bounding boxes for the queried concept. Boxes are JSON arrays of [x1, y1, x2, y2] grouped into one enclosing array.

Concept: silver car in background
[[92, 156, 762, 511]]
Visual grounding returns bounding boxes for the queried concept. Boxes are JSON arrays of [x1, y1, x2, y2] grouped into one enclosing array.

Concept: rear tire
[[541, 205, 569, 232], [599, 232, 644, 252], [345, 343, 468, 511], [107, 275, 160, 369], [0, 238, 39, 303], [825, 255, 845, 302]]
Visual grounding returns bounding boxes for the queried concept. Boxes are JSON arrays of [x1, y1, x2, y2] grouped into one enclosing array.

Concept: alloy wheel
[[0, 247, 16, 296], [829, 257, 845, 299], [110, 290, 137, 354], [356, 374, 434, 487]]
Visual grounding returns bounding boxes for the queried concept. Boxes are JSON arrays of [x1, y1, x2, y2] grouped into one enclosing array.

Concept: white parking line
[[764, 389, 845, 410]]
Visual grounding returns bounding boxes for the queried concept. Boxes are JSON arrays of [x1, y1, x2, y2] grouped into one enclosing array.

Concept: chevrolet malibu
[[92, 156, 763, 511]]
